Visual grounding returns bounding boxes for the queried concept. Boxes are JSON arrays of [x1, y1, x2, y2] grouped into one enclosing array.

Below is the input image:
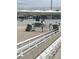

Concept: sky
[[17, 0, 61, 9]]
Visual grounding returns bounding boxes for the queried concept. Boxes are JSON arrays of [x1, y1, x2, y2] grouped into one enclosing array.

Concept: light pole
[[51, 0, 52, 10], [51, 0, 53, 19]]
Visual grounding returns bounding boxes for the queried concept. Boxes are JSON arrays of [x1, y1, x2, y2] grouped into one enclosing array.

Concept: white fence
[[36, 37, 61, 59], [17, 30, 60, 59]]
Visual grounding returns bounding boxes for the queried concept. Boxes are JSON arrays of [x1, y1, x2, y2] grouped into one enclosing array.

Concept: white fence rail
[[17, 30, 59, 59], [36, 37, 61, 59]]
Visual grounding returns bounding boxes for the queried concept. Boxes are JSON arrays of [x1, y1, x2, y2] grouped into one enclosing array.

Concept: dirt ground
[[17, 24, 44, 43], [17, 31, 43, 43]]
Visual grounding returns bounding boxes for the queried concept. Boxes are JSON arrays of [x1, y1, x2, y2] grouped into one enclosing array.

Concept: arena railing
[[17, 29, 59, 58]]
